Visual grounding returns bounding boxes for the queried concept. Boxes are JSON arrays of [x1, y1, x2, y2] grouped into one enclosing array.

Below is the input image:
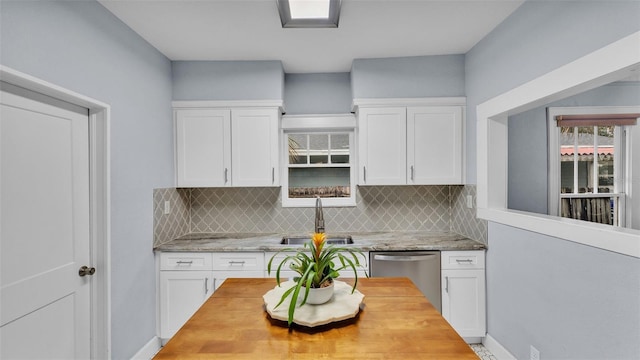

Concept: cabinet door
[[159, 271, 213, 341], [212, 270, 265, 291], [265, 251, 299, 281], [231, 108, 279, 186], [441, 269, 486, 338], [407, 106, 463, 184], [358, 107, 407, 185], [175, 109, 231, 187]]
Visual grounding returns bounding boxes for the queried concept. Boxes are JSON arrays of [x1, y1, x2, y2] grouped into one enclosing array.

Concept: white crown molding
[[352, 97, 466, 110], [281, 113, 356, 130], [172, 99, 285, 113]]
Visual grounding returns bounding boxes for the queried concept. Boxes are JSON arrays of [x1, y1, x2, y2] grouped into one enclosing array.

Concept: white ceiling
[[98, 0, 525, 73]]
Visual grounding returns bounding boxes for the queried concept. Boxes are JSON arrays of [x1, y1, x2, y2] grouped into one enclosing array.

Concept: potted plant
[[267, 232, 367, 326]]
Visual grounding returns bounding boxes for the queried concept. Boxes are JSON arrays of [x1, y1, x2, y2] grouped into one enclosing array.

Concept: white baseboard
[[130, 336, 162, 360], [483, 334, 516, 360]]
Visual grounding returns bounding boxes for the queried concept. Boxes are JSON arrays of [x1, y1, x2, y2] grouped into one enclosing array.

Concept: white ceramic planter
[[305, 281, 334, 305]]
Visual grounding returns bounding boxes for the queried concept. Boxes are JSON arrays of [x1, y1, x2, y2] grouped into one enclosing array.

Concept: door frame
[[1, 65, 111, 359]]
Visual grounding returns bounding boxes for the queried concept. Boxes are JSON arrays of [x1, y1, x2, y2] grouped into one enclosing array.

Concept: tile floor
[[471, 344, 498, 360]]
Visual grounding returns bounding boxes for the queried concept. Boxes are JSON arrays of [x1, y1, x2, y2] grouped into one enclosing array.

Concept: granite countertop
[[154, 231, 486, 252]]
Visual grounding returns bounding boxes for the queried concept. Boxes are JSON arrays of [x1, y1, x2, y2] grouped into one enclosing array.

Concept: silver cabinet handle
[[410, 165, 414, 181], [205, 277, 209, 294], [272, 167, 275, 184], [176, 260, 193, 265], [228, 260, 246, 266], [445, 276, 449, 293], [373, 254, 436, 261], [455, 259, 474, 263], [224, 168, 228, 184], [363, 166, 367, 183]]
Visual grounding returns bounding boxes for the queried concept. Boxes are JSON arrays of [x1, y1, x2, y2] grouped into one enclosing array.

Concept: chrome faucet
[[315, 196, 325, 233]]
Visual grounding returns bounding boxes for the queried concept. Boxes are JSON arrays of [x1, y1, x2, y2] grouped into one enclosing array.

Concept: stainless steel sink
[[280, 236, 353, 245]]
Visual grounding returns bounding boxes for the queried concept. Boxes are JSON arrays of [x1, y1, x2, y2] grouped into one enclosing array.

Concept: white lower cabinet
[[159, 252, 266, 342], [265, 251, 298, 281], [441, 251, 486, 341], [159, 250, 481, 343], [212, 252, 265, 290], [159, 271, 213, 342], [159, 252, 214, 342], [265, 251, 370, 280]]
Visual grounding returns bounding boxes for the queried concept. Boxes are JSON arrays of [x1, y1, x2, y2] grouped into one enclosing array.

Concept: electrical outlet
[[164, 200, 171, 215], [530, 345, 540, 360], [466, 195, 473, 208]]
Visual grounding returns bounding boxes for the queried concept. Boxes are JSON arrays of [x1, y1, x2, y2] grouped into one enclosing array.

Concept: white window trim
[[477, 30, 640, 259], [281, 114, 357, 207], [547, 106, 638, 226]]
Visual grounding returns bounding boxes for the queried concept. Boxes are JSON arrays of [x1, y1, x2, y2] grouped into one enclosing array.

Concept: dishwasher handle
[[373, 254, 437, 262]]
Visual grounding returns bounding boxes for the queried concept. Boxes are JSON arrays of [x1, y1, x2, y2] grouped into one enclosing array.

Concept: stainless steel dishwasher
[[370, 251, 441, 313]]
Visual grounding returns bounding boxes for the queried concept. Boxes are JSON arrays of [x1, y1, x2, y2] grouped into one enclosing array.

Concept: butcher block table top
[[154, 277, 478, 359]]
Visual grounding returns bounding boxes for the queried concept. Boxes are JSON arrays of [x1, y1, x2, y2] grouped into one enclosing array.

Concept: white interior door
[[1, 83, 92, 359]]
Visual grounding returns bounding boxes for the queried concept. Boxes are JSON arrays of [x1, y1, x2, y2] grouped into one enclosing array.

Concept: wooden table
[[154, 278, 478, 359]]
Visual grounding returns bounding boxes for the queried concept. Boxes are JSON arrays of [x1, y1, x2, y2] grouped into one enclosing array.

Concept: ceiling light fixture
[[277, 0, 341, 28]]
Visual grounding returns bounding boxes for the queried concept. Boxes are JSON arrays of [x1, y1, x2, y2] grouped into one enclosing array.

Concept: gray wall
[[284, 73, 352, 114], [508, 82, 640, 214], [1, 1, 173, 358], [466, 1, 640, 359], [351, 54, 465, 99], [172, 60, 284, 100], [488, 222, 640, 360]]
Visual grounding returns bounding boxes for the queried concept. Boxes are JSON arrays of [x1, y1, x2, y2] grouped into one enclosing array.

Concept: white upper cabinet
[[358, 107, 407, 185], [231, 108, 279, 186], [407, 106, 463, 184], [175, 109, 231, 187], [355, 98, 465, 186], [174, 101, 282, 188]]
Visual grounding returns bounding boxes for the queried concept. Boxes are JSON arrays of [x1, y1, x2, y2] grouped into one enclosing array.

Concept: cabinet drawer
[[265, 251, 370, 272], [441, 251, 485, 269], [212, 252, 264, 271], [160, 252, 213, 270]]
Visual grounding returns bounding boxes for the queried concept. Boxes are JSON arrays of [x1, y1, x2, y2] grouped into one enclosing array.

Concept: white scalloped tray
[[263, 280, 364, 327]]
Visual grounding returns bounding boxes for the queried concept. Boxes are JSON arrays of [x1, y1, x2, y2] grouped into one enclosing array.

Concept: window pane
[[560, 126, 574, 193], [331, 134, 349, 149], [288, 134, 307, 164], [309, 134, 328, 164], [284, 131, 353, 205], [560, 161, 574, 193], [576, 126, 594, 193], [330, 134, 349, 164], [331, 155, 349, 164], [597, 125, 614, 192], [288, 168, 351, 198]]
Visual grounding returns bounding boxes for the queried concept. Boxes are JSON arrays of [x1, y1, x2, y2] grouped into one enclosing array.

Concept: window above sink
[[281, 114, 356, 207]]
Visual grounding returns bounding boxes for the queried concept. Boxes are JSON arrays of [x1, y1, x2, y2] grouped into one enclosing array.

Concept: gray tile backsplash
[[451, 185, 487, 243], [153, 188, 190, 247], [153, 185, 487, 247]]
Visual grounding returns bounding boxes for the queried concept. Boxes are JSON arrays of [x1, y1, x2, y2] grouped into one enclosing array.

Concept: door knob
[[79, 266, 96, 277]]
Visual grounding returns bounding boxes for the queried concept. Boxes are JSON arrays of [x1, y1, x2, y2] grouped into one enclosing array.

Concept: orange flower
[[311, 232, 326, 260]]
